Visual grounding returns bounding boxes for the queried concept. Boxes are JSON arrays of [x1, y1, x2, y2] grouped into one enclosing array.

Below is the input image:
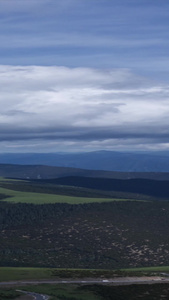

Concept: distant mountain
[[0, 151, 169, 172]]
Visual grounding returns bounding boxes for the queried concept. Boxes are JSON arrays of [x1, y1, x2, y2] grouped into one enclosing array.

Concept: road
[[16, 290, 49, 300], [11, 277, 169, 300], [1, 277, 169, 287]]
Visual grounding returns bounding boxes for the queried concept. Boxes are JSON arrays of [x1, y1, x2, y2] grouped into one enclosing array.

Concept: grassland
[[0, 267, 115, 281], [21, 283, 169, 300], [0, 185, 132, 204], [122, 266, 169, 272], [0, 267, 53, 281], [0, 266, 169, 282], [3, 283, 169, 300], [1, 267, 169, 300], [23, 284, 100, 300], [0, 289, 21, 300]]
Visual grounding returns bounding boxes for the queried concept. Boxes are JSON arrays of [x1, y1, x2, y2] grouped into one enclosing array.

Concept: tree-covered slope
[[40, 176, 169, 199], [1, 200, 169, 269]]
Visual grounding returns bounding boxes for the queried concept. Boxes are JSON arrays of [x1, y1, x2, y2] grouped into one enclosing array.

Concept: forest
[[1, 198, 169, 268]]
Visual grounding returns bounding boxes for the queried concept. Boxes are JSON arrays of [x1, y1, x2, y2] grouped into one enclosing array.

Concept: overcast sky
[[0, 0, 169, 152]]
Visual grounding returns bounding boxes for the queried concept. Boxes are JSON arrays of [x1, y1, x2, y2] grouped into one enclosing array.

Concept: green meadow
[[0, 267, 52, 281], [0, 186, 131, 204], [23, 284, 99, 300], [22, 282, 169, 300], [0, 266, 168, 282], [122, 266, 169, 272]]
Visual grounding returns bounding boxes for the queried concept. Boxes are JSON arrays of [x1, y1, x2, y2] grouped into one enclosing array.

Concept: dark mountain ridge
[[1, 163, 169, 180]]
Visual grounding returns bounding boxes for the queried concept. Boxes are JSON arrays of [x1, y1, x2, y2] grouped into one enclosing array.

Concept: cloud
[[0, 0, 168, 81], [0, 0, 48, 13], [0, 65, 169, 152]]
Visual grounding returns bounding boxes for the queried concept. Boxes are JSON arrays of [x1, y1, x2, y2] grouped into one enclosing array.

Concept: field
[[0, 289, 21, 300], [23, 284, 101, 300], [21, 283, 169, 300], [3, 282, 169, 300], [0, 267, 130, 281], [0, 178, 137, 204], [122, 266, 169, 272], [0, 185, 132, 204], [0, 285, 99, 300], [0, 266, 169, 282], [3, 283, 169, 300], [0, 267, 53, 281]]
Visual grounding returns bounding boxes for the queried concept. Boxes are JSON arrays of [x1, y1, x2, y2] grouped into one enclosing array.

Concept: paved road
[[1, 277, 169, 287], [17, 290, 49, 300]]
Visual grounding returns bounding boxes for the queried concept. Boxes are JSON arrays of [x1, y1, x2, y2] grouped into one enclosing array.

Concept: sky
[[0, 0, 169, 153]]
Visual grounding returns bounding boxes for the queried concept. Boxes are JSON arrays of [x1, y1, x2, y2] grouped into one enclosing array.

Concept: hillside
[[1, 200, 169, 269], [1, 174, 169, 201], [1, 163, 169, 181], [39, 176, 169, 200], [0, 177, 169, 270]]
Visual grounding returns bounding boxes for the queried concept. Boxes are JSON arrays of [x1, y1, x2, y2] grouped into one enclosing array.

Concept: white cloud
[[0, 65, 169, 151]]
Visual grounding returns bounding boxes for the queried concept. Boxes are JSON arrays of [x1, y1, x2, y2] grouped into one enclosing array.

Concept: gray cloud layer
[[0, 65, 169, 152], [0, 0, 168, 80]]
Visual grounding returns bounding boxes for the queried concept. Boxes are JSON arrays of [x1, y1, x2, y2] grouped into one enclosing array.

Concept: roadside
[[0, 276, 169, 287]]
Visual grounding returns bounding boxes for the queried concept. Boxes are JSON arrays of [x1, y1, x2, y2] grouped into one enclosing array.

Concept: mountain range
[[0, 150, 169, 172]]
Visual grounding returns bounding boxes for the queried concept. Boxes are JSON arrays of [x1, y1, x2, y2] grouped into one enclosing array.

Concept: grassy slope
[[0, 267, 52, 281], [0, 266, 169, 282], [0, 186, 132, 204], [17, 283, 169, 300], [23, 284, 100, 300], [0, 289, 21, 300], [3, 283, 169, 300]]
